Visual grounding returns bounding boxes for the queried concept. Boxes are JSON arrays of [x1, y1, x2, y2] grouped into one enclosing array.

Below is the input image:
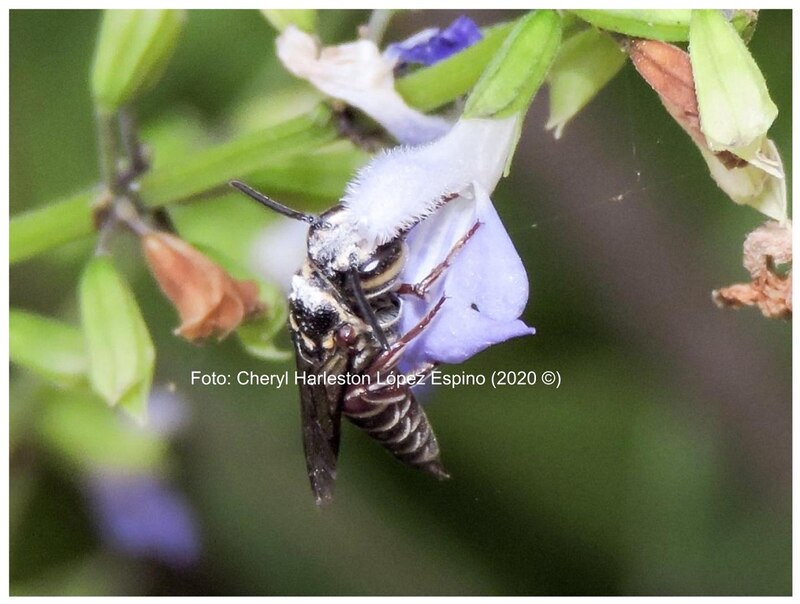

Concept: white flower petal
[[276, 25, 450, 145]]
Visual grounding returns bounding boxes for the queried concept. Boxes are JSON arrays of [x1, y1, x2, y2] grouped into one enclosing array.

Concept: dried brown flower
[[141, 231, 263, 341], [713, 221, 792, 320]]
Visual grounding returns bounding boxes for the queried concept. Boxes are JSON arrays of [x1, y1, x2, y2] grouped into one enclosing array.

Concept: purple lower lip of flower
[[386, 15, 483, 67], [397, 184, 534, 370], [85, 472, 201, 569]]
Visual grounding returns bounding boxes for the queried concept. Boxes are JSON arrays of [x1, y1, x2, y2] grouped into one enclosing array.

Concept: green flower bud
[[464, 10, 561, 120], [79, 256, 155, 422], [546, 28, 626, 139], [91, 10, 186, 112], [690, 10, 778, 159]]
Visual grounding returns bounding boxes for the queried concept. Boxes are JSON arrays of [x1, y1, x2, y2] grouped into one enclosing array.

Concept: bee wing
[[295, 351, 347, 506]]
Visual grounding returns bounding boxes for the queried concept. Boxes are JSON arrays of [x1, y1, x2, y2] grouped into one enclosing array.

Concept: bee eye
[[335, 325, 358, 347]]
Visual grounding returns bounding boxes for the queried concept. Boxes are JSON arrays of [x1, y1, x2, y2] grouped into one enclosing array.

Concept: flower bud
[[463, 10, 561, 120], [546, 28, 626, 139], [629, 38, 786, 221], [80, 256, 155, 422], [91, 10, 186, 112], [141, 232, 263, 342], [689, 10, 777, 159]]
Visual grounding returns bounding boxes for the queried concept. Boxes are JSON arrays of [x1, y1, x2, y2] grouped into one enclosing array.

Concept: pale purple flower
[[86, 472, 200, 569], [385, 15, 483, 67], [340, 116, 535, 368], [400, 182, 534, 367]]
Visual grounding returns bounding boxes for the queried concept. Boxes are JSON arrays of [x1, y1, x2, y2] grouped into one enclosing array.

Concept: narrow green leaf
[[9, 190, 95, 264], [138, 106, 336, 206], [396, 21, 515, 112], [689, 9, 778, 153], [546, 28, 627, 139], [79, 256, 155, 422], [572, 9, 756, 42], [463, 10, 562, 119], [261, 9, 318, 33], [10, 310, 87, 387], [37, 389, 166, 472], [91, 10, 186, 111], [10, 110, 336, 266]]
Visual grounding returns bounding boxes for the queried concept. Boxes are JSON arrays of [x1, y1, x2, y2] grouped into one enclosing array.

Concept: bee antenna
[[230, 180, 317, 224]]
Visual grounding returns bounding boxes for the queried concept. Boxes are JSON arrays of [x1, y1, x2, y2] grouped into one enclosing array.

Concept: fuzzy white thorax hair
[[340, 116, 519, 250]]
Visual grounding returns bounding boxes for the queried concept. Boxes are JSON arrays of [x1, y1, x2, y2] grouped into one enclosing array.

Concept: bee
[[231, 180, 478, 505]]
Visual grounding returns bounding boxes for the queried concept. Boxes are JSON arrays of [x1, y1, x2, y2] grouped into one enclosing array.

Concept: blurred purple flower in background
[[86, 472, 201, 569], [84, 389, 200, 570], [385, 15, 483, 67]]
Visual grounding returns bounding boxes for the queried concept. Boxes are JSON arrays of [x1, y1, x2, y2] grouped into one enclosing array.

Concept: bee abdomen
[[345, 392, 449, 480]]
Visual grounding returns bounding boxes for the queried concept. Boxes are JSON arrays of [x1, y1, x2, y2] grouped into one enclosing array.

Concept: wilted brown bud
[[628, 39, 745, 168], [141, 231, 263, 341], [713, 221, 792, 320]]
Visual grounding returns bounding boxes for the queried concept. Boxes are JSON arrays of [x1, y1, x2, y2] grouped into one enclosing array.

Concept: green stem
[[365, 10, 396, 44], [10, 107, 336, 265], [95, 110, 121, 194], [10, 191, 97, 264]]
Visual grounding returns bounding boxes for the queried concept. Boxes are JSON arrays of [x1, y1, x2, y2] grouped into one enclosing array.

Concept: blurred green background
[[10, 9, 791, 595]]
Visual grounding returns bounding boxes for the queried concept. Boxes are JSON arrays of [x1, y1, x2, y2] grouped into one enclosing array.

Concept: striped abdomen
[[344, 385, 448, 479]]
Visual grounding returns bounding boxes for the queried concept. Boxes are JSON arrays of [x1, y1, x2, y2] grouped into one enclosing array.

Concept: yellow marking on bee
[[301, 334, 316, 350]]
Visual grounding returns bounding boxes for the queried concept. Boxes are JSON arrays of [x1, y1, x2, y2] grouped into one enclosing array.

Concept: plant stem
[[365, 9, 395, 44], [95, 110, 121, 195]]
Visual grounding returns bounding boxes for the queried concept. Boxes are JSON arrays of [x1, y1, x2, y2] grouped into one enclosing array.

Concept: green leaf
[[138, 106, 336, 206], [571, 9, 756, 42], [9, 110, 336, 266], [37, 389, 166, 472], [546, 28, 627, 139], [79, 256, 155, 422], [396, 21, 515, 112], [261, 9, 318, 33], [9, 190, 95, 265], [463, 10, 562, 119], [91, 10, 186, 111], [10, 310, 87, 387], [689, 9, 778, 153]]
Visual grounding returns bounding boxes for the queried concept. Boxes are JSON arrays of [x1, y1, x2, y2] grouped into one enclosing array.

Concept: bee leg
[[359, 296, 446, 379], [397, 221, 482, 298], [346, 269, 390, 350]]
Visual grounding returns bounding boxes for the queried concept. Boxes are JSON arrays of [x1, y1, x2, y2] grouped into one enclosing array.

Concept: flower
[[86, 471, 200, 569], [629, 38, 787, 221], [713, 220, 792, 319], [340, 116, 535, 368], [276, 25, 451, 145], [141, 231, 263, 341], [384, 15, 482, 66]]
